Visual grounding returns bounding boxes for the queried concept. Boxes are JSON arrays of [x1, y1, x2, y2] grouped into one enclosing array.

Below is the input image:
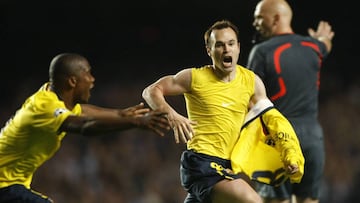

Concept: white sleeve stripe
[[242, 99, 274, 128]]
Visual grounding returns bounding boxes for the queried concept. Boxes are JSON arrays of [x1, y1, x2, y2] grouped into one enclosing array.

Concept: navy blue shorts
[[180, 150, 241, 203], [0, 184, 53, 203], [255, 119, 325, 199]]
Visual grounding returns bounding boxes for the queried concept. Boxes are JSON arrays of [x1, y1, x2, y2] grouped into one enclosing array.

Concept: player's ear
[[273, 14, 280, 25], [206, 45, 211, 57], [68, 76, 77, 87]]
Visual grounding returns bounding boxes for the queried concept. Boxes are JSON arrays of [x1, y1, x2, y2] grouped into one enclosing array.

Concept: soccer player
[[247, 0, 334, 202], [142, 19, 304, 203], [0, 53, 170, 202]]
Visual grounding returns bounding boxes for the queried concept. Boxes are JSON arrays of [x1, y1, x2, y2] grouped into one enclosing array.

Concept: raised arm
[[308, 20, 335, 53], [142, 68, 196, 144]]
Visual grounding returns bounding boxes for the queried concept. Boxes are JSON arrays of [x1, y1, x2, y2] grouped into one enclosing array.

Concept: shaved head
[[49, 53, 89, 90], [256, 0, 292, 24], [253, 0, 293, 39]]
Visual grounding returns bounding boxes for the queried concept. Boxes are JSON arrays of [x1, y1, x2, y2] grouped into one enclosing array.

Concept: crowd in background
[[0, 74, 359, 203]]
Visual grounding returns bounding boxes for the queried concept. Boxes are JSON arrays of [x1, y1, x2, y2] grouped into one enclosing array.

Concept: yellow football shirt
[[231, 105, 305, 185], [185, 65, 255, 160], [0, 83, 81, 188]]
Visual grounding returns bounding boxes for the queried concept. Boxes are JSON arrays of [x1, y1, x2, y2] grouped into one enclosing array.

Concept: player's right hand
[[166, 112, 196, 144]]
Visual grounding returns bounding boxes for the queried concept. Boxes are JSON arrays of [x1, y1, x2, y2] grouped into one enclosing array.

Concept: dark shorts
[[0, 184, 53, 203], [256, 119, 325, 199], [180, 150, 241, 203]]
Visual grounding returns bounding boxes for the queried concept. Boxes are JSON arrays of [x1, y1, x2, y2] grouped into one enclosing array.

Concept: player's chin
[[222, 63, 234, 71]]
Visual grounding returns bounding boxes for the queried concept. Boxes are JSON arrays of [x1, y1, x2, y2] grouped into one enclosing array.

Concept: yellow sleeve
[[231, 99, 304, 185], [261, 107, 305, 183]]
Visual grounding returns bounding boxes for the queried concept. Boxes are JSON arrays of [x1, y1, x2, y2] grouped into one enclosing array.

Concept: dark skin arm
[[59, 103, 171, 136]]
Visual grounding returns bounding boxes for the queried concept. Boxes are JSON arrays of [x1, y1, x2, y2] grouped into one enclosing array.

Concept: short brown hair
[[204, 20, 240, 47]]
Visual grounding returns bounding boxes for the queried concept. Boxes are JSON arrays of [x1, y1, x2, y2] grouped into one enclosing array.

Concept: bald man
[[246, 0, 334, 203]]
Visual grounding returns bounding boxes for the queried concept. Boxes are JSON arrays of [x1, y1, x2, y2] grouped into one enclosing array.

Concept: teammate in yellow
[[0, 53, 170, 203], [142, 20, 303, 203]]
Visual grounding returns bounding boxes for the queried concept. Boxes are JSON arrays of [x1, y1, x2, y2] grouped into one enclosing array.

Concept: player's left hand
[[285, 163, 299, 175], [120, 102, 150, 117], [136, 110, 171, 136], [283, 158, 303, 183]]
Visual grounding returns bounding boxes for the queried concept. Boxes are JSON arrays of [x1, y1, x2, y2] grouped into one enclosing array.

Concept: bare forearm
[[143, 86, 173, 113], [80, 116, 137, 136], [62, 115, 138, 136], [81, 104, 120, 117]]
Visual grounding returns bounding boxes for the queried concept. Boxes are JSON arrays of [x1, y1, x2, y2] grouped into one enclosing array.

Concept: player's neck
[[49, 84, 75, 110]]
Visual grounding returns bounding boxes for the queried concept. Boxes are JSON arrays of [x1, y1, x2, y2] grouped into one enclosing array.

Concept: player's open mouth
[[223, 56, 232, 66]]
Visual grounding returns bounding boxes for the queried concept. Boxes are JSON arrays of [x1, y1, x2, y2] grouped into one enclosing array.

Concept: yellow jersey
[[231, 103, 305, 185], [185, 65, 255, 159], [0, 83, 81, 188]]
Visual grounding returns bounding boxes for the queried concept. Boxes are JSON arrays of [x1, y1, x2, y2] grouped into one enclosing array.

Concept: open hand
[[137, 110, 171, 136]]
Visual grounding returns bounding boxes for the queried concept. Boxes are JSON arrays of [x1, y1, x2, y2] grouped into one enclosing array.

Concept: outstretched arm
[[142, 69, 196, 144], [59, 102, 170, 137]]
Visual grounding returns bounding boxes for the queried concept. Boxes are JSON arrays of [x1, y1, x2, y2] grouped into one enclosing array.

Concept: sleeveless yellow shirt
[[185, 65, 255, 159], [0, 83, 81, 188]]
